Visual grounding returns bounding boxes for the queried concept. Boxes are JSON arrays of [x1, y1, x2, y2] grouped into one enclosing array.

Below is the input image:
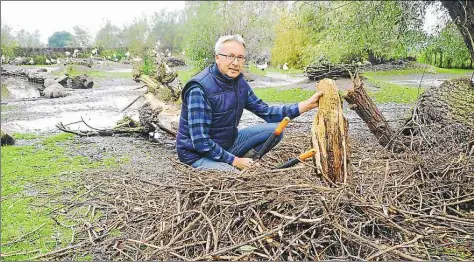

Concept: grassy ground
[[253, 81, 422, 104], [363, 66, 473, 77], [364, 77, 425, 104], [177, 68, 199, 84], [2, 83, 11, 99], [51, 65, 132, 79], [248, 65, 304, 77], [1, 133, 128, 260], [253, 87, 314, 103]]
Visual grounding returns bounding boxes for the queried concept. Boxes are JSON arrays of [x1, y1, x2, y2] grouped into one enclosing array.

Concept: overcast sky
[[2, 1, 439, 45], [1, 1, 186, 43]]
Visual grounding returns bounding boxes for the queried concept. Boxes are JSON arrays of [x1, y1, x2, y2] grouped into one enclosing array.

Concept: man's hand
[[232, 157, 254, 170], [298, 91, 324, 114]]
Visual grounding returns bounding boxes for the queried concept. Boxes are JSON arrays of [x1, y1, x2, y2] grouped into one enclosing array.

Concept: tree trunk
[[1, 128, 15, 146], [405, 78, 474, 130], [342, 73, 405, 152], [133, 51, 182, 138], [367, 50, 377, 65], [138, 93, 179, 137], [442, 0, 474, 62], [311, 79, 350, 184]]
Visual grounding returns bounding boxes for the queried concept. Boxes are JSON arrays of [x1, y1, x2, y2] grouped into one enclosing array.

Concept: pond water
[[1, 77, 41, 101]]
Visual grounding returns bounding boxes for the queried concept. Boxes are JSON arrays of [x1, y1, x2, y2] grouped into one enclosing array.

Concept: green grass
[[2, 83, 11, 100], [253, 87, 314, 103], [364, 66, 473, 77], [365, 77, 425, 104], [51, 65, 132, 79], [177, 68, 198, 83], [12, 133, 41, 140], [1, 104, 17, 112], [247, 64, 267, 77], [266, 66, 304, 76], [21, 64, 55, 67], [247, 65, 304, 77], [253, 78, 423, 104], [1, 133, 127, 260]]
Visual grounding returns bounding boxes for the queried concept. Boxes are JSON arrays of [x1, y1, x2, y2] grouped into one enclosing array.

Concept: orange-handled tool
[[274, 149, 316, 169], [274, 117, 290, 135], [252, 117, 291, 160]]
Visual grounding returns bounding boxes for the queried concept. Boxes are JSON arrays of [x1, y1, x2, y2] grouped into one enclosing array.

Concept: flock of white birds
[[1, 47, 292, 72]]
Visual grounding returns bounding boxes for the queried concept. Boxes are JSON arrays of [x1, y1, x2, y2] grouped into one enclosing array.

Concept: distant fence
[[9, 47, 130, 58]]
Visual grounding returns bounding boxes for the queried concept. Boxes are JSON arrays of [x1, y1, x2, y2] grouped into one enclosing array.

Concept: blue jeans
[[191, 123, 283, 172]]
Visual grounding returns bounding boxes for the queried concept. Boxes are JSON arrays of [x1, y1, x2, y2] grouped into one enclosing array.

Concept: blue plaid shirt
[[186, 84, 300, 165]]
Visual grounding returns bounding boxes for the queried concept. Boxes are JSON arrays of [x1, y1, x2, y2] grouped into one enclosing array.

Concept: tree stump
[[133, 51, 182, 137], [1, 128, 15, 146], [312, 79, 350, 184]]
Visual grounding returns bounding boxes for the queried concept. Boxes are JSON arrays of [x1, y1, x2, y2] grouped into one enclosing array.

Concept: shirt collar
[[211, 63, 242, 85]]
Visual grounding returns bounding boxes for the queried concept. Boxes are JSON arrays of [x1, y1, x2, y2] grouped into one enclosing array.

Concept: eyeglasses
[[218, 53, 246, 63]]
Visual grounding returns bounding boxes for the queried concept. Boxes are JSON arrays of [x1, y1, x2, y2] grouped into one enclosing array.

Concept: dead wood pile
[[44, 123, 473, 260], [132, 51, 182, 136], [404, 78, 474, 133], [305, 63, 360, 80], [166, 57, 186, 67]]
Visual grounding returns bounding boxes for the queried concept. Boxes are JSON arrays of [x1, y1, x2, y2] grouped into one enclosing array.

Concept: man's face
[[215, 41, 246, 79]]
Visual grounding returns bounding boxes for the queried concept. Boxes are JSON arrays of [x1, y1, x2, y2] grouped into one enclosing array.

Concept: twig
[[267, 210, 324, 223], [366, 234, 423, 260], [31, 242, 86, 259], [2, 223, 46, 246], [1, 249, 41, 258], [120, 93, 144, 113], [194, 207, 309, 260]]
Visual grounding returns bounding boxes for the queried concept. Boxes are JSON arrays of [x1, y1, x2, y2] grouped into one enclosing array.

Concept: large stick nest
[[45, 121, 473, 260]]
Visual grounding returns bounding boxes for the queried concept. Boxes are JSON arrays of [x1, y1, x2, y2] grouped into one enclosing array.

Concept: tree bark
[[405, 78, 474, 129], [342, 73, 405, 152], [133, 51, 182, 138], [311, 79, 350, 184], [1, 128, 15, 146], [442, 0, 474, 62]]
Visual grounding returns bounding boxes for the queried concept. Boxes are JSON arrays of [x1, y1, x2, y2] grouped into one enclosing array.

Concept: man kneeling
[[176, 34, 323, 172]]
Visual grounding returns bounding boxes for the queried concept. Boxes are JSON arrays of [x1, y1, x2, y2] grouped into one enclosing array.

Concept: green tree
[[48, 31, 74, 47], [95, 20, 121, 49], [149, 9, 185, 53], [1, 22, 19, 58], [72, 25, 92, 48], [272, 1, 427, 67], [182, 1, 284, 70], [120, 14, 153, 56], [16, 29, 43, 48], [421, 22, 472, 68]]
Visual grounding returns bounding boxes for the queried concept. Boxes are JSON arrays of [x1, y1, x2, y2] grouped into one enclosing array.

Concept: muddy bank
[[1, 76, 143, 133]]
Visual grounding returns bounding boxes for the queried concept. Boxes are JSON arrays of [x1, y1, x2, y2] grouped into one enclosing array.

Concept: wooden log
[[311, 78, 350, 184], [342, 73, 405, 152], [1, 128, 15, 146], [138, 93, 179, 137], [305, 63, 360, 80]]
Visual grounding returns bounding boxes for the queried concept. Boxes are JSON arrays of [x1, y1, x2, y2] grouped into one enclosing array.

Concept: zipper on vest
[[233, 80, 239, 142]]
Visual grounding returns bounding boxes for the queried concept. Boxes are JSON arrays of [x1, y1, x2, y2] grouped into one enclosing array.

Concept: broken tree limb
[[56, 121, 145, 137], [311, 78, 350, 184], [138, 93, 179, 136], [120, 93, 145, 113], [342, 73, 405, 152]]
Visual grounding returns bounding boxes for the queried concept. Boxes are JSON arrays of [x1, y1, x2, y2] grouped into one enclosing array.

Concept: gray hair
[[214, 35, 246, 54]]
